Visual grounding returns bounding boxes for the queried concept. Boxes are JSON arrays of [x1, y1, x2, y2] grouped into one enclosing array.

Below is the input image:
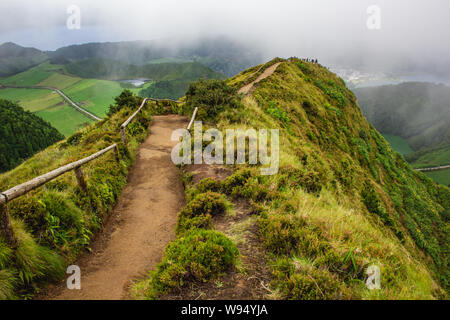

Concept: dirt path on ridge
[[238, 62, 282, 96], [45, 115, 187, 300]]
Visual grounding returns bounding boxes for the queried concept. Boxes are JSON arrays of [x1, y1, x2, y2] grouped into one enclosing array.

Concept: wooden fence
[[0, 97, 194, 247], [0, 144, 118, 246]]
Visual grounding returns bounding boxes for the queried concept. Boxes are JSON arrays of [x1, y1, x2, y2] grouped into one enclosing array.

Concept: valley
[[355, 82, 450, 186]]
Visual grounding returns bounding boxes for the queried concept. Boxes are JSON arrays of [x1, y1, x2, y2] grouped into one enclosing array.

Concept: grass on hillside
[[0, 91, 153, 299], [135, 60, 448, 300], [0, 62, 62, 87], [133, 64, 449, 300]]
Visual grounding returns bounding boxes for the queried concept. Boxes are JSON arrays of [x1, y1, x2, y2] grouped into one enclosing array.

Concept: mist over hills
[[48, 36, 263, 77], [0, 42, 48, 77], [355, 82, 450, 149], [355, 82, 450, 167]]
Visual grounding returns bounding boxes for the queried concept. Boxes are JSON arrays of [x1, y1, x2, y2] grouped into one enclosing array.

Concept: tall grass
[[0, 94, 153, 299]]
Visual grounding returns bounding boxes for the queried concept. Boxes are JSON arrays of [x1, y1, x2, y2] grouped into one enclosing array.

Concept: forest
[[0, 98, 64, 173]]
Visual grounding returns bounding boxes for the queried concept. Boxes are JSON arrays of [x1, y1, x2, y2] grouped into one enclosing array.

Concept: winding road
[[0, 84, 102, 121], [415, 164, 450, 172]]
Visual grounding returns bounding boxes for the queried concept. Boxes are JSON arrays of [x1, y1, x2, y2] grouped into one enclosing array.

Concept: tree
[[185, 79, 240, 120], [107, 89, 141, 116]]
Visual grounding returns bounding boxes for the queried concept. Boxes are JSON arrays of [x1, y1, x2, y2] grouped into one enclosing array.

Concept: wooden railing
[[0, 144, 118, 246], [187, 107, 198, 131], [120, 98, 149, 144], [0, 97, 193, 246]]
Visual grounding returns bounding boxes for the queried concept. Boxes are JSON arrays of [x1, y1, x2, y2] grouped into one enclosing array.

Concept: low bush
[[185, 79, 241, 120], [272, 257, 349, 300], [141, 229, 239, 299]]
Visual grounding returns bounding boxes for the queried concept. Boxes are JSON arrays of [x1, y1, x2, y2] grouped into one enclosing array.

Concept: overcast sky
[[0, 0, 449, 74]]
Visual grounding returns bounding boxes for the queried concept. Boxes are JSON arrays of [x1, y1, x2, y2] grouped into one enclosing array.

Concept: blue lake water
[[119, 79, 149, 87]]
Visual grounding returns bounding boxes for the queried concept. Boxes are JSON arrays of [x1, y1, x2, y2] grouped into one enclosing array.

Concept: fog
[[1, 0, 449, 77]]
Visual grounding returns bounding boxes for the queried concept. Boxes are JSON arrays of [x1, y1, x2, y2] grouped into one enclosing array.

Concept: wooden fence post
[[121, 127, 127, 144], [0, 196, 17, 247], [114, 145, 120, 163], [74, 166, 88, 194]]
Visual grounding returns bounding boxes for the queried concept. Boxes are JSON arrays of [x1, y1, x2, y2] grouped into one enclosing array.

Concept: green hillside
[[0, 59, 448, 300], [355, 83, 450, 185], [64, 58, 223, 81], [355, 82, 450, 160], [49, 37, 263, 77], [63, 58, 223, 100], [135, 58, 448, 300], [0, 93, 152, 299], [406, 141, 450, 168], [0, 42, 48, 77], [0, 99, 64, 173]]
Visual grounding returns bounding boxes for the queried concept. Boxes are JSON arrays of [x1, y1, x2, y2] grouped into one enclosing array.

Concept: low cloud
[[1, 0, 449, 76]]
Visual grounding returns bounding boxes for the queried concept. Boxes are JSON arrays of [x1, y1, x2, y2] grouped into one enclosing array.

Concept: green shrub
[[107, 89, 141, 116], [196, 178, 221, 193], [222, 169, 251, 194], [176, 214, 213, 235], [180, 192, 228, 219], [185, 79, 240, 120], [143, 229, 239, 299]]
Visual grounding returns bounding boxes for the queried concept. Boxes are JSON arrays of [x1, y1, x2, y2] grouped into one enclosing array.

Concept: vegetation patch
[[134, 229, 238, 299], [0, 90, 151, 298]]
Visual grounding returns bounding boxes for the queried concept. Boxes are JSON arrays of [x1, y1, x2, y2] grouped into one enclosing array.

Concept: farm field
[[0, 87, 63, 112], [35, 103, 93, 136], [0, 62, 61, 86], [382, 133, 414, 155], [423, 168, 450, 186], [410, 147, 450, 168], [63, 79, 124, 117]]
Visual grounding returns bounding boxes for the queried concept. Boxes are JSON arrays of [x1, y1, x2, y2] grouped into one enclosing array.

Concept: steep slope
[[0, 42, 48, 77], [0, 91, 155, 299], [0, 99, 64, 173], [228, 59, 449, 298], [136, 58, 448, 300]]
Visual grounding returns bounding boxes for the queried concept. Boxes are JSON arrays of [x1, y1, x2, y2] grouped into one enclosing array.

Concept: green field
[[38, 72, 81, 89], [0, 62, 61, 86], [409, 147, 450, 168], [0, 62, 83, 90], [423, 168, 450, 186], [35, 103, 93, 136], [63, 79, 124, 117], [382, 134, 414, 155], [0, 62, 132, 134], [0, 87, 63, 112]]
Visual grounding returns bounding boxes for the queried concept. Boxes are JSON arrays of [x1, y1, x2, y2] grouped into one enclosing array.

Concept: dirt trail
[[46, 115, 187, 300], [238, 62, 281, 96]]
